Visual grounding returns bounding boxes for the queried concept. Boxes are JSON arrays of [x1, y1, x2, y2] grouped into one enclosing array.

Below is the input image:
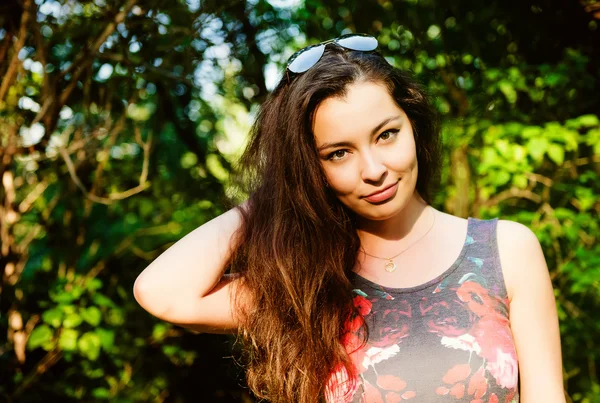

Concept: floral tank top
[[325, 218, 520, 403]]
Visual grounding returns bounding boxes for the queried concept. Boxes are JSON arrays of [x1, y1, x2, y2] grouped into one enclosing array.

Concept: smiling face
[[313, 80, 419, 222]]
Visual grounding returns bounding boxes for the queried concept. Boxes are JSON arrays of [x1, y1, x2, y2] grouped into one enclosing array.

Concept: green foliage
[[1, 0, 599, 401]]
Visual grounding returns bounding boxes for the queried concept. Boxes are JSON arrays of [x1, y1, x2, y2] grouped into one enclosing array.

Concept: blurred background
[[0, 0, 599, 401]]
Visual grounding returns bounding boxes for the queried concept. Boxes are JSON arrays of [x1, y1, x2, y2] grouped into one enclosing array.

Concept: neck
[[356, 192, 432, 247]]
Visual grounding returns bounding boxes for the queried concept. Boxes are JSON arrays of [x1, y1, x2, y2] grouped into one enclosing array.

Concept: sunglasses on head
[[285, 33, 378, 74]]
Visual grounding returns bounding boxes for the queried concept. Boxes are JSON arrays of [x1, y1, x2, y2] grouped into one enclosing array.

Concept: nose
[[360, 150, 387, 184]]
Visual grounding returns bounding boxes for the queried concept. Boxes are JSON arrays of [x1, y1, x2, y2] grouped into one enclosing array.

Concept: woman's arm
[[497, 220, 566, 403], [133, 205, 250, 334]]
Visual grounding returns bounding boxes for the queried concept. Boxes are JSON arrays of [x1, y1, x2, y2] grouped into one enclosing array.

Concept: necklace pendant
[[384, 259, 397, 273]]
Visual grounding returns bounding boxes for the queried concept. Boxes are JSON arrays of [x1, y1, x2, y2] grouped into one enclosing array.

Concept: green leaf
[[84, 366, 105, 379], [512, 174, 528, 189], [498, 80, 517, 104], [81, 306, 102, 326], [545, 72, 564, 87], [512, 145, 526, 162], [577, 114, 599, 128], [92, 293, 116, 308], [106, 308, 125, 326], [495, 139, 510, 157], [62, 304, 76, 314], [91, 387, 111, 399], [28, 325, 54, 350], [494, 171, 511, 186], [526, 137, 548, 162], [49, 285, 84, 304], [96, 328, 115, 351], [547, 144, 565, 165], [554, 208, 574, 220], [49, 290, 76, 304], [521, 126, 542, 139], [86, 278, 103, 292], [78, 332, 102, 360], [162, 344, 179, 357], [575, 187, 596, 211], [59, 328, 79, 351], [206, 154, 229, 182], [180, 152, 198, 169], [63, 312, 83, 328], [152, 323, 169, 342], [42, 308, 63, 328]]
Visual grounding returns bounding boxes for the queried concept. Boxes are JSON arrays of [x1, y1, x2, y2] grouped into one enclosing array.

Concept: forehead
[[312, 81, 404, 143]]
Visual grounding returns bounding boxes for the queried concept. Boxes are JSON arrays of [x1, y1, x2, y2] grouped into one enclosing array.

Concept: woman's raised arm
[[133, 205, 250, 334]]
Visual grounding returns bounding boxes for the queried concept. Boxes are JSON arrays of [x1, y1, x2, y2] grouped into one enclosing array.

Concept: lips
[[363, 180, 400, 203]]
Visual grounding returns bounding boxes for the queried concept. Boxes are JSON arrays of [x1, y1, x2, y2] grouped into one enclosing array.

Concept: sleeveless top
[[325, 218, 520, 403]]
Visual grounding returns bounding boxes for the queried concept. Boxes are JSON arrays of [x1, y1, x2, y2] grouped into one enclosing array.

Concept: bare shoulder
[[495, 220, 564, 401], [496, 219, 548, 302], [435, 209, 468, 232], [497, 219, 538, 239]]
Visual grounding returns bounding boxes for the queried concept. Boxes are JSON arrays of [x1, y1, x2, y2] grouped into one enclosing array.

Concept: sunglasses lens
[[336, 35, 378, 51], [287, 45, 325, 73]]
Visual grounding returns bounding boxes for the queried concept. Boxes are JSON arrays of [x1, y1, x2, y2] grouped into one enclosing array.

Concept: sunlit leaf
[[78, 332, 102, 361], [63, 313, 83, 328], [59, 329, 79, 351], [547, 144, 565, 165], [95, 328, 115, 351], [42, 308, 63, 328], [81, 306, 102, 326], [28, 325, 54, 350]]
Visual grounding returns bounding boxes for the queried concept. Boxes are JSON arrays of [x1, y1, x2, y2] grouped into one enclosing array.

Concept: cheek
[[389, 141, 418, 171], [323, 165, 357, 196]]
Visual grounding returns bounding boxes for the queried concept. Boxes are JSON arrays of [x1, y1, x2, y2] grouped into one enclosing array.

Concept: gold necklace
[[360, 208, 436, 273]]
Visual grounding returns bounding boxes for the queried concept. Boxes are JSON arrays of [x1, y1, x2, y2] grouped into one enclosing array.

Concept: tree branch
[[0, 0, 32, 103], [58, 124, 152, 205], [482, 187, 542, 208], [58, 0, 138, 106], [12, 348, 63, 398]]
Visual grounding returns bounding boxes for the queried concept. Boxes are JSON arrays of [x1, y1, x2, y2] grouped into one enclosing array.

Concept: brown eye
[[378, 129, 399, 142], [328, 150, 348, 161]]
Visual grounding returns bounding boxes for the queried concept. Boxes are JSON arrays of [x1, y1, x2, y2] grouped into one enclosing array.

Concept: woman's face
[[312, 80, 419, 222]]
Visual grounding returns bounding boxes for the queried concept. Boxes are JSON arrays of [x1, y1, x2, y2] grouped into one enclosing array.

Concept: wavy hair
[[227, 45, 441, 402]]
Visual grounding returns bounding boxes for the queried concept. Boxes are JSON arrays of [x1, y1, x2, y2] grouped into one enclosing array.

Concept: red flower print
[[353, 295, 373, 316], [376, 374, 406, 391], [456, 281, 495, 317], [371, 301, 412, 347], [471, 317, 518, 389], [363, 379, 384, 403], [442, 363, 472, 384], [450, 382, 466, 399], [489, 393, 499, 403], [436, 364, 472, 400], [436, 386, 450, 396], [421, 297, 477, 338], [504, 387, 518, 403], [467, 366, 488, 399], [401, 391, 416, 400], [384, 391, 402, 403], [450, 281, 519, 391]]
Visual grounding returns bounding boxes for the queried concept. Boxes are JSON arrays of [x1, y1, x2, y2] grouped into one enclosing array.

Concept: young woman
[[133, 34, 565, 403]]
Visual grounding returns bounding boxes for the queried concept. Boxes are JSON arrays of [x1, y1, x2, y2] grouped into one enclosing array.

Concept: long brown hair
[[227, 45, 441, 402]]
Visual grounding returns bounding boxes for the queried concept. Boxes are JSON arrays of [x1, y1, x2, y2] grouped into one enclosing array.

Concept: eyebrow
[[317, 115, 403, 152]]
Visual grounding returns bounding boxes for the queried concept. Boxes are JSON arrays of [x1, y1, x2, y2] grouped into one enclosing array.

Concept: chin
[[354, 203, 404, 221]]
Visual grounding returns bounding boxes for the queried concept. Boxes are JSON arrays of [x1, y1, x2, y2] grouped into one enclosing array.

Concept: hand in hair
[[133, 205, 251, 334]]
